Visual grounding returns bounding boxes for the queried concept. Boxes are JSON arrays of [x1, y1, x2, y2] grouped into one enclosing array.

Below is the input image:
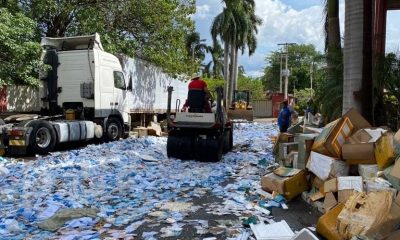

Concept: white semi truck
[[0, 34, 187, 155]]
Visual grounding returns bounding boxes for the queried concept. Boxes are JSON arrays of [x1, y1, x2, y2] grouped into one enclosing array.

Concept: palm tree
[[185, 32, 207, 63], [319, 0, 343, 121], [211, 0, 261, 106], [205, 42, 224, 78]]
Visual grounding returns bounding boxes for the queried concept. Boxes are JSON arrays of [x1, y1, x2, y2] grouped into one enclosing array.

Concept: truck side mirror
[[127, 76, 133, 91]]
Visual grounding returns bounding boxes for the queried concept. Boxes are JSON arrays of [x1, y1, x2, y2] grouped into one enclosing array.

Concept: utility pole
[[277, 43, 296, 99], [310, 61, 314, 98], [279, 52, 283, 93]]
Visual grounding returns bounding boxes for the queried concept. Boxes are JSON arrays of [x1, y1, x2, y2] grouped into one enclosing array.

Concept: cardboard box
[[337, 191, 397, 239], [337, 176, 363, 203], [312, 109, 371, 158], [324, 178, 338, 193], [343, 130, 396, 170], [273, 133, 294, 155], [297, 134, 317, 169], [365, 177, 395, 193], [316, 203, 345, 240], [323, 192, 338, 212], [278, 142, 298, 161], [261, 169, 309, 201], [358, 164, 378, 179], [312, 176, 324, 189], [308, 151, 349, 181], [384, 166, 400, 191], [390, 157, 400, 179]]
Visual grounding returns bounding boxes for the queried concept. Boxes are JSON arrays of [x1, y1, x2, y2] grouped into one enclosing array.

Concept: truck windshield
[[114, 71, 126, 90]]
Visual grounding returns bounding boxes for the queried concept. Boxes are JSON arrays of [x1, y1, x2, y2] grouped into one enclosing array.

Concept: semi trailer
[[0, 34, 187, 155]]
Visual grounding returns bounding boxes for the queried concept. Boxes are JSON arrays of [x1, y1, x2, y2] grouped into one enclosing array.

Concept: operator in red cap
[[182, 74, 213, 113]]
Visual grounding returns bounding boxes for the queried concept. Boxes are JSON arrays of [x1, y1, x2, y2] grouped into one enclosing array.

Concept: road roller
[[166, 87, 233, 162]]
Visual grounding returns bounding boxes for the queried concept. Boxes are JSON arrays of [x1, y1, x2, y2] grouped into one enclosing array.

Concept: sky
[[192, 0, 400, 78]]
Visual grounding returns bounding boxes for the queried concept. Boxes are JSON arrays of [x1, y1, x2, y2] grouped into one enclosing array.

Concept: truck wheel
[[105, 117, 122, 142], [28, 120, 56, 155], [223, 127, 233, 153]]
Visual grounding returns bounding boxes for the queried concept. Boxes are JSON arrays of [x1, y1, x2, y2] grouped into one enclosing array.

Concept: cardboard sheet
[[308, 152, 349, 181], [250, 220, 294, 240], [323, 192, 338, 212], [324, 178, 338, 193], [337, 176, 363, 192]]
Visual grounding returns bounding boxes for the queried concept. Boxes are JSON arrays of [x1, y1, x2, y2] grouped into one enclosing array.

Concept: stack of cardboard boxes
[[263, 109, 400, 239]]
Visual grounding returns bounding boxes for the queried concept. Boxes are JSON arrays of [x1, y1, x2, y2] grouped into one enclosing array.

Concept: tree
[[0, 8, 43, 86], [186, 32, 207, 61], [211, 0, 261, 106], [380, 53, 400, 130], [204, 42, 224, 78], [322, 0, 343, 121], [18, 0, 197, 76], [261, 44, 324, 93]]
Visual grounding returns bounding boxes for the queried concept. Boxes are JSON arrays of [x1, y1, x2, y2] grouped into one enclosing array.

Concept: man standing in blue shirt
[[278, 100, 291, 132]]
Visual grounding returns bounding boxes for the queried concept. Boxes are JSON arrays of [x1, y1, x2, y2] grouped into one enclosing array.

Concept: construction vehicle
[[227, 90, 254, 121], [166, 87, 233, 162]]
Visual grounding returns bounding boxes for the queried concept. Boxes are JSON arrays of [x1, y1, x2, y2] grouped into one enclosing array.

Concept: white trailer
[[118, 55, 187, 125], [0, 33, 188, 155]]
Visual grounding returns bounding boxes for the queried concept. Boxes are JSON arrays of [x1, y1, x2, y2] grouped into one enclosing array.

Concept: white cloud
[[255, 0, 325, 50], [194, 5, 211, 20]]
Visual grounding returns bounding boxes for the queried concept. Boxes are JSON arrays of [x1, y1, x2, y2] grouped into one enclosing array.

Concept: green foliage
[[203, 70, 264, 101], [17, 0, 197, 77], [377, 53, 400, 130], [315, 47, 343, 122], [203, 76, 224, 99], [261, 44, 324, 92], [294, 88, 314, 114], [237, 75, 264, 100], [0, 8, 43, 86]]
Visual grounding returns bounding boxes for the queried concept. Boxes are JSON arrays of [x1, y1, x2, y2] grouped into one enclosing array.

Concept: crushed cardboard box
[[337, 176, 363, 203], [365, 177, 395, 193], [316, 203, 345, 240], [311, 109, 371, 158], [308, 151, 349, 181], [261, 168, 309, 201], [342, 129, 396, 169], [366, 192, 400, 239], [337, 191, 398, 239]]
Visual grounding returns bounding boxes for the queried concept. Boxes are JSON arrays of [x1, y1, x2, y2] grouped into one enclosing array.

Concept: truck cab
[[40, 33, 131, 140]]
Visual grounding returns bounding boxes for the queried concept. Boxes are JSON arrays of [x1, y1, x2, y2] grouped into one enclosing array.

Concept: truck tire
[[28, 120, 56, 155], [223, 127, 233, 153], [105, 117, 122, 142]]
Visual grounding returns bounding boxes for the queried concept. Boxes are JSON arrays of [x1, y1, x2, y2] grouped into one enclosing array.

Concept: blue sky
[[193, 0, 400, 77]]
